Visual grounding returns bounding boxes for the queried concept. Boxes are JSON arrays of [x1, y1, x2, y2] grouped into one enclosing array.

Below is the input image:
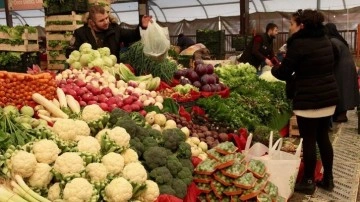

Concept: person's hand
[[265, 58, 274, 66], [141, 15, 153, 28]]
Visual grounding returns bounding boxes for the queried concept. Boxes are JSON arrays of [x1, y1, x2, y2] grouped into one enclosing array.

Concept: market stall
[[0, 2, 302, 201]]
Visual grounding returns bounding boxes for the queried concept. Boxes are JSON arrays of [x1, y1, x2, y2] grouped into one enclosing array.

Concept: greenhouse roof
[[0, 0, 360, 26]]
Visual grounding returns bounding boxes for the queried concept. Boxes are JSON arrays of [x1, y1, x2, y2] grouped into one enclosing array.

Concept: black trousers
[[296, 115, 334, 181]]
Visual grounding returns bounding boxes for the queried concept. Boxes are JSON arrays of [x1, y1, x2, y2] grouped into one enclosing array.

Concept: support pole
[[138, 0, 149, 25], [239, 0, 249, 35], [4, 0, 13, 27]]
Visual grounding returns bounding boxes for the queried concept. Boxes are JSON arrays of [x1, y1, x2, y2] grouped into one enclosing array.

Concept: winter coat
[[330, 37, 359, 111], [69, 23, 141, 62], [271, 28, 339, 110], [238, 33, 275, 68]]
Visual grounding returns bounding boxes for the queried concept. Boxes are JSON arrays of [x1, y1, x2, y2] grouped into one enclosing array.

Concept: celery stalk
[[0, 186, 28, 202]]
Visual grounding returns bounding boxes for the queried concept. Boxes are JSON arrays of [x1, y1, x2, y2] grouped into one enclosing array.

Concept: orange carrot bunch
[[0, 71, 56, 107]]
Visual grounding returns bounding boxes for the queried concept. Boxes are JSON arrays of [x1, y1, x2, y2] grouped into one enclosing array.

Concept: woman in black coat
[[325, 23, 359, 122], [271, 9, 339, 195]]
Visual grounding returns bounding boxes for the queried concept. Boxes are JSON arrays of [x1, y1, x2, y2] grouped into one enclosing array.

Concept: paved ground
[[290, 110, 360, 202]]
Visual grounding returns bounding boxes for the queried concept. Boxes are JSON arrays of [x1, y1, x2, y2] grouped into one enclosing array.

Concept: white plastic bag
[[140, 20, 170, 60], [252, 133, 303, 200]]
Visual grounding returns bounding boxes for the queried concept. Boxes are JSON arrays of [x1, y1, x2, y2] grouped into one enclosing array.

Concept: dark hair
[[292, 9, 325, 29], [266, 23, 277, 32], [178, 33, 184, 39], [88, 5, 106, 21], [325, 23, 349, 47]]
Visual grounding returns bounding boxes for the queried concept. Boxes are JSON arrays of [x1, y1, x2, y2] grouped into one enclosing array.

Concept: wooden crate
[[0, 29, 38, 52], [289, 116, 300, 136], [45, 11, 83, 32], [47, 51, 67, 70], [46, 32, 73, 50]]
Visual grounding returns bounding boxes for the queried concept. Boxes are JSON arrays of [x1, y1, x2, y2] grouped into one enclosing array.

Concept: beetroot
[[201, 84, 212, 92], [194, 59, 204, 66], [180, 77, 191, 85], [192, 81, 202, 89]]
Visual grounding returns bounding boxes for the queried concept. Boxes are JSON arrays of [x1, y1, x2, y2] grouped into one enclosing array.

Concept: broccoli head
[[171, 178, 188, 199], [108, 108, 130, 127], [161, 128, 186, 152], [143, 146, 172, 170], [142, 136, 158, 150], [115, 118, 140, 138], [149, 166, 173, 185], [166, 155, 183, 176], [179, 158, 194, 173], [158, 184, 176, 196], [130, 112, 146, 127], [176, 142, 192, 159], [129, 137, 144, 156], [176, 167, 193, 185], [147, 128, 163, 143]]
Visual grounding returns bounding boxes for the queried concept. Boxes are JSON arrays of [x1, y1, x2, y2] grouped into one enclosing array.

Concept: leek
[[14, 175, 51, 202], [0, 185, 27, 202]]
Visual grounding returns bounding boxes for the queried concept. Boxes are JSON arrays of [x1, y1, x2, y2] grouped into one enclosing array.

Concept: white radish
[[32, 93, 68, 119], [52, 98, 60, 108], [65, 95, 81, 114], [37, 114, 53, 124], [37, 109, 51, 117], [56, 88, 67, 108]]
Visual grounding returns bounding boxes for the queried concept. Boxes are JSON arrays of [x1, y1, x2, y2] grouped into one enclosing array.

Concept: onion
[[192, 81, 202, 89], [219, 82, 227, 90], [206, 64, 214, 74], [180, 77, 191, 85], [195, 64, 207, 76], [201, 84, 212, 92], [187, 70, 199, 82], [194, 59, 204, 66]]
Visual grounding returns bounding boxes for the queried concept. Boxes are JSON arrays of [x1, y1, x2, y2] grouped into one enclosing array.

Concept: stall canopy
[[0, 0, 360, 27]]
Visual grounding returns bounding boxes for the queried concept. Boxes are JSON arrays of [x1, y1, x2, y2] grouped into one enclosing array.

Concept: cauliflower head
[[101, 152, 124, 175], [28, 163, 53, 188], [86, 163, 108, 182], [82, 104, 107, 122], [32, 139, 61, 164], [47, 183, 61, 201], [52, 119, 90, 141], [53, 152, 85, 177], [77, 136, 100, 154], [122, 148, 139, 165], [74, 120, 91, 138], [63, 178, 93, 202], [11, 151, 37, 178], [138, 180, 160, 202], [109, 127, 130, 148], [95, 128, 112, 143], [122, 162, 147, 184], [104, 177, 133, 202]]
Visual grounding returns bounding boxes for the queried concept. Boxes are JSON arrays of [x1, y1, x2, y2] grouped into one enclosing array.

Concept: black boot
[[295, 179, 316, 195], [317, 178, 335, 191]]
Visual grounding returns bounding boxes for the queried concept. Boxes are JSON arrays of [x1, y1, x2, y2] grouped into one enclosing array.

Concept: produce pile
[[0, 41, 294, 201], [194, 142, 285, 202]]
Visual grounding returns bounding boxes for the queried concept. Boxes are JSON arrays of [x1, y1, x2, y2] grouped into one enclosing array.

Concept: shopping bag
[[241, 132, 272, 162], [140, 20, 170, 61], [254, 135, 303, 200]]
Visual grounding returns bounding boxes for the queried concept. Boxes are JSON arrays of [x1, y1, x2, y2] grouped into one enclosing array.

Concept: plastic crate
[[45, 0, 88, 16], [232, 35, 253, 51], [0, 52, 40, 73]]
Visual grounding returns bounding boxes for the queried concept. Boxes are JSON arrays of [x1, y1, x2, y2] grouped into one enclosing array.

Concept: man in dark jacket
[[177, 33, 195, 52], [68, 5, 152, 62], [238, 23, 279, 70]]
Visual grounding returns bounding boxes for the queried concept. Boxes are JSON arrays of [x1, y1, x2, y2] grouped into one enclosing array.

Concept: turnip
[[79, 100, 87, 107], [154, 102, 163, 110], [106, 97, 117, 105], [88, 100, 98, 105], [155, 96, 164, 103], [143, 100, 152, 106], [97, 94, 108, 103], [67, 89, 77, 97], [104, 92, 113, 98], [82, 93, 94, 102], [116, 100, 124, 108], [128, 80, 138, 88], [75, 79, 86, 87], [149, 91, 157, 98], [101, 87, 112, 94], [122, 104, 132, 112], [139, 95, 147, 102], [108, 103, 118, 111], [116, 80, 127, 88], [130, 103, 140, 111], [138, 82, 147, 90]]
